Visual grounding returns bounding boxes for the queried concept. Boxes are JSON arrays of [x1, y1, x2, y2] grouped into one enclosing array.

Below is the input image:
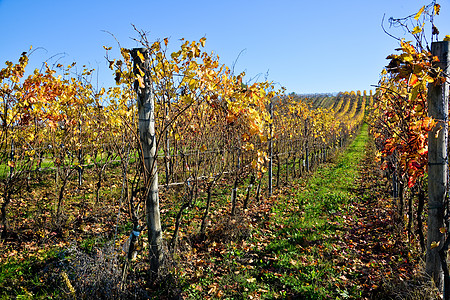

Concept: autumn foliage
[[369, 39, 439, 188], [0, 28, 369, 298]]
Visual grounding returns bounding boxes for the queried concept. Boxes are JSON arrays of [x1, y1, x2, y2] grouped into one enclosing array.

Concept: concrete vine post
[[131, 48, 164, 279], [426, 40, 450, 293]]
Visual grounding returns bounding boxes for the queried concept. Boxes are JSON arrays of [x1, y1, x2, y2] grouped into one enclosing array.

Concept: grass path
[[182, 125, 375, 299], [248, 123, 372, 299], [188, 122, 423, 299], [229, 122, 432, 300]]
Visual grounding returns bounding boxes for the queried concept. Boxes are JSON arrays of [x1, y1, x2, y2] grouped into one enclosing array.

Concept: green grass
[[0, 247, 62, 299], [205, 124, 370, 299]]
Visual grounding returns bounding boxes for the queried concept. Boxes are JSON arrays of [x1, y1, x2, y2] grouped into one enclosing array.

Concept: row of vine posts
[[127, 45, 363, 278]]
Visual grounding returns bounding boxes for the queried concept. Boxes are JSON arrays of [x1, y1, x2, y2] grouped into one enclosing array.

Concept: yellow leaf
[[188, 78, 197, 90], [412, 26, 422, 35], [414, 6, 425, 20], [425, 75, 435, 83], [137, 75, 145, 88], [434, 4, 441, 15], [25, 149, 36, 156], [242, 142, 254, 151], [400, 53, 413, 62], [137, 50, 145, 63], [103, 46, 112, 51], [164, 38, 169, 47], [251, 159, 257, 169], [181, 95, 193, 105], [435, 127, 442, 139], [200, 144, 207, 152], [151, 41, 161, 52], [200, 37, 206, 47], [7, 161, 15, 168], [430, 241, 440, 249], [440, 227, 447, 234], [444, 35, 450, 42]]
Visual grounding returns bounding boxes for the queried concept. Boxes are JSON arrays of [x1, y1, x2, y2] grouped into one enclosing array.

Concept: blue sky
[[1, 0, 449, 94]]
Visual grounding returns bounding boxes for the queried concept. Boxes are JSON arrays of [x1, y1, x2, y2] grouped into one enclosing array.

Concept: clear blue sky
[[1, 0, 449, 94]]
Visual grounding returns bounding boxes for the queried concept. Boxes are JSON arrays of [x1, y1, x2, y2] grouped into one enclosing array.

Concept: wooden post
[[230, 148, 240, 216], [305, 119, 310, 172], [9, 140, 14, 179], [268, 100, 273, 196], [163, 97, 171, 185], [131, 48, 164, 278], [426, 40, 450, 292], [78, 149, 83, 186], [392, 170, 398, 199], [78, 123, 83, 186]]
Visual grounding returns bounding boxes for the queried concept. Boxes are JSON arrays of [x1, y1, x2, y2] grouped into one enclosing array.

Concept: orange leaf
[[408, 74, 418, 86]]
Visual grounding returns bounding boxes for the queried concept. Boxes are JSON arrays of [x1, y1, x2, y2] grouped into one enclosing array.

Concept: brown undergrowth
[[339, 136, 439, 299]]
